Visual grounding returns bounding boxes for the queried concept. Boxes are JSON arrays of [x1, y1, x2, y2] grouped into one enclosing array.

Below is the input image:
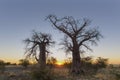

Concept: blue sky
[[0, 0, 120, 64]]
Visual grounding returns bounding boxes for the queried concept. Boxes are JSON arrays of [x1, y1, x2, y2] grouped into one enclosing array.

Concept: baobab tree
[[47, 15, 102, 74], [24, 31, 54, 69]]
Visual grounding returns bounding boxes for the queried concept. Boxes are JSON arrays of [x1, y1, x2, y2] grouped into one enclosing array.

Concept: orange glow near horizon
[[109, 58, 120, 64], [0, 58, 19, 64], [56, 61, 64, 66], [1, 57, 120, 65]]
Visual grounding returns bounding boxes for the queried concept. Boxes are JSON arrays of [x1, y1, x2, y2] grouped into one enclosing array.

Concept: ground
[[0, 65, 120, 80]]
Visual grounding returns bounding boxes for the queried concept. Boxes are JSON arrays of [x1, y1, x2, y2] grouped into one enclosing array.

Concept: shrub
[[30, 65, 55, 80], [63, 58, 72, 69], [0, 60, 5, 73], [5, 62, 11, 65], [19, 59, 30, 68], [79, 56, 96, 75], [81, 57, 93, 68], [63, 56, 108, 75], [47, 57, 57, 68], [94, 57, 108, 69]]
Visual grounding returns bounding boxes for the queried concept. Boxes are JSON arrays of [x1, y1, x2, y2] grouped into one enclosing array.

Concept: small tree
[[5, 62, 11, 65], [47, 57, 57, 67], [81, 57, 93, 68], [19, 59, 30, 68], [80, 56, 94, 74], [95, 57, 108, 69], [0, 60, 5, 73]]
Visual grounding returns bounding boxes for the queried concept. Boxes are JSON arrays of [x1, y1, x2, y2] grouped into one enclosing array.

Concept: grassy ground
[[0, 65, 120, 80]]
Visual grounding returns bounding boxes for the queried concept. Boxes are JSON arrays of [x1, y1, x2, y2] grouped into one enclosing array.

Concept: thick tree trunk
[[71, 40, 81, 74], [72, 49, 81, 74], [39, 44, 46, 69]]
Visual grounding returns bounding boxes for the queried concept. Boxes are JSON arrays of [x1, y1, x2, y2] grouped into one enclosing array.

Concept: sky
[[0, 0, 120, 64]]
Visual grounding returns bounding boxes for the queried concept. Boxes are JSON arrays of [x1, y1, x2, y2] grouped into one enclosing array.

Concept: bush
[[0, 60, 5, 73], [63, 56, 108, 75], [19, 59, 30, 68], [79, 56, 98, 75], [94, 57, 108, 69], [47, 57, 57, 68], [81, 57, 93, 68], [63, 58, 72, 69], [30, 65, 55, 80]]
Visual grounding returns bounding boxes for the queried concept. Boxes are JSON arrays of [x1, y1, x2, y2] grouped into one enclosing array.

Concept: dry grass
[[0, 65, 120, 80]]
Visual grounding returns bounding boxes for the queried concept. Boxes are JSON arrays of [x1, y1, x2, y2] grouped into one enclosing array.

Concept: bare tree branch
[[47, 15, 72, 38], [24, 30, 54, 68], [47, 15, 102, 74]]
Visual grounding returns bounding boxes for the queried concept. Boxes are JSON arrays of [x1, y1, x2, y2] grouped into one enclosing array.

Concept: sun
[[56, 61, 64, 66]]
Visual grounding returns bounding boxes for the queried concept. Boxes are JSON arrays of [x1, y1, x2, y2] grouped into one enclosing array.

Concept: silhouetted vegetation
[[24, 30, 54, 69], [0, 60, 5, 73], [63, 56, 108, 75], [30, 65, 55, 80], [63, 57, 72, 70], [4, 62, 11, 65], [19, 59, 30, 69], [1, 15, 119, 80], [47, 57, 57, 68], [94, 57, 108, 69], [47, 15, 102, 74]]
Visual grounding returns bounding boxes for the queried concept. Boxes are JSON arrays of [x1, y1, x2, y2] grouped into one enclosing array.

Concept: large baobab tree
[[24, 31, 54, 69], [47, 15, 102, 74]]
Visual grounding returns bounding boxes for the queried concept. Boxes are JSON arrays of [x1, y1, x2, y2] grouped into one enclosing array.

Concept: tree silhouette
[[19, 59, 30, 69], [24, 31, 54, 69], [47, 15, 102, 74], [47, 57, 57, 67], [95, 57, 108, 69], [0, 60, 5, 73]]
